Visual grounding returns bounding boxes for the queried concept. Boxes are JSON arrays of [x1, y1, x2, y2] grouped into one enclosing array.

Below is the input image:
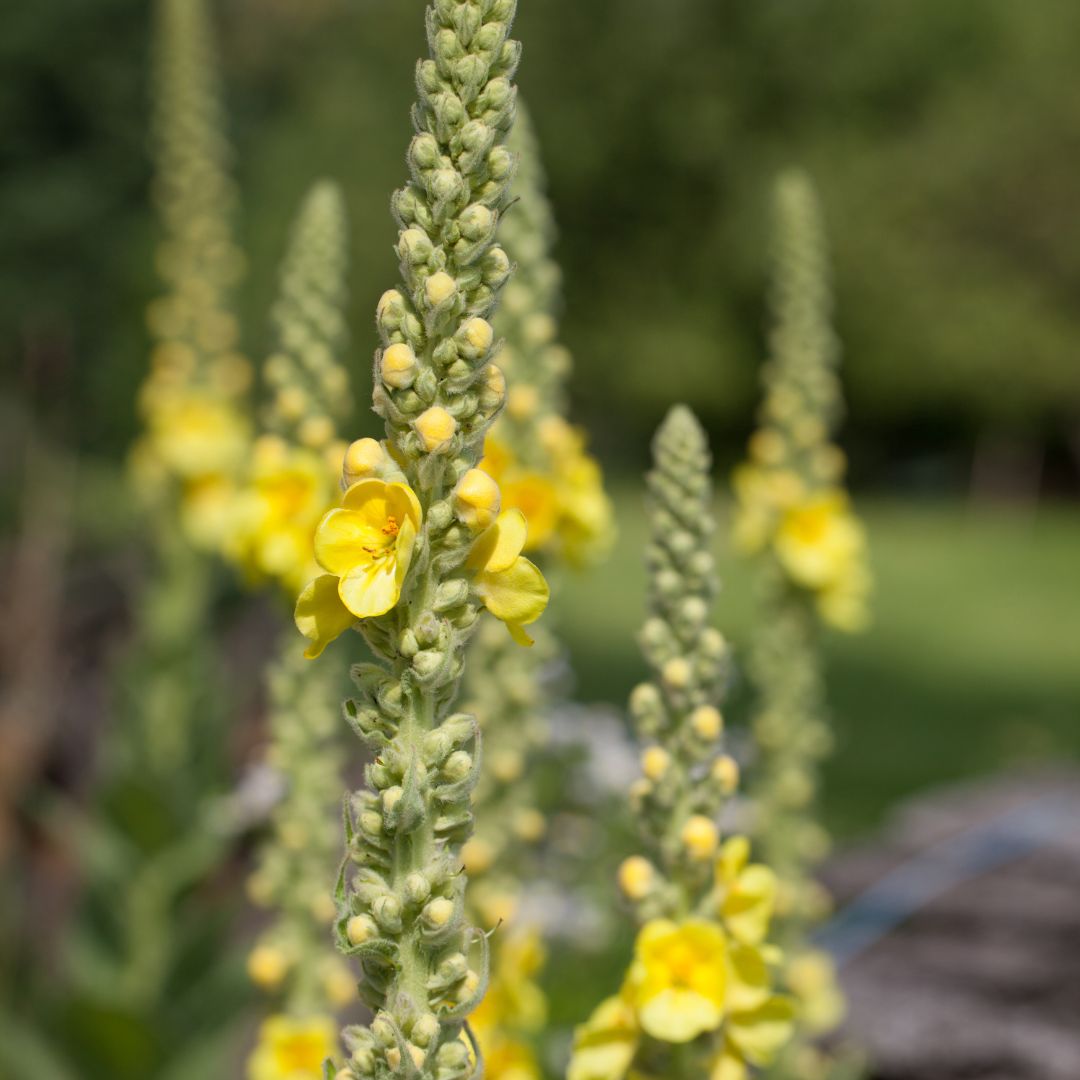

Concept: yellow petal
[[314, 507, 385, 575], [727, 995, 796, 1067], [475, 556, 549, 627], [709, 1041, 748, 1080], [468, 508, 528, 573], [294, 575, 355, 658], [339, 559, 402, 619], [638, 987, 722, 1043], [726, 942, 770, 1013], [507, 621, 535, 646], [567, 995, 639, 1080], [717, 836, 750, 885], [723, 865, 777, 946], [385, 480, 423, 532]]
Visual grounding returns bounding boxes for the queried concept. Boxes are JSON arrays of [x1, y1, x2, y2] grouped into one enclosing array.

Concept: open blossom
[[228, 438, 335, 593], [569, 918, 794, 1080], [466, 508, 550, 645], [247, 1014, 336, 1080], [715, 836, 778, 947], [294, 478, 421, 658]]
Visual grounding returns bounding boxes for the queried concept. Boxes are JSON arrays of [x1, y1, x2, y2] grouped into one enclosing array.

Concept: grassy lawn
[[556, 490, 1080, 839]]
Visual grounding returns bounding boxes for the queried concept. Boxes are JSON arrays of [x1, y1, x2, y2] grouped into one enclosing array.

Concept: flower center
[[382, 515, 400, 537]]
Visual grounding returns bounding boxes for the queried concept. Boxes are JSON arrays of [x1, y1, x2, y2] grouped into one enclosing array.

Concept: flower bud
[[346, 913, 378, 946], [381, 786, 403, 812], [690, 705, 724, 740], [380, 343, 419, 390], [443, 750, 473, 782], [343, 438, 387, 486], [507, 384, 539, 419], [372, 894, 403, 933], [410, 1013, 440, 1049], [453, 468, 500, 530], [404, 872, 432, 906], [661, 657, 692, 689], [713, 754, 740, 795], [409, 132, 441, 171], [423, 896, 455, 929], [618, 856, 657, 901], [461, 316, 494, 352], [681, 815, 719, 861], [247, 944, 289, 990], [425, 271, 457, 307], [629, 681, 662, 720], [461, 836, 494, 874], [458, 203, 494, 241], [399, 227, 434, 266], [478, 363, 506, 411], [641, 746, 671, 781], [414, 406, 457, 451], [298, 414, 334, 449]]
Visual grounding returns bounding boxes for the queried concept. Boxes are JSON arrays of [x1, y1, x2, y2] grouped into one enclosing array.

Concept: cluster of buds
[[263, 181, 352, 457], [133, 0, 252, 550], [247, 644, 353, 1018], [568, 408, 792, 1080], [623, 406, 736, 913]]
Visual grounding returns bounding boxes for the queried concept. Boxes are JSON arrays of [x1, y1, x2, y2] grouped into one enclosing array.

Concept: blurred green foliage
[[4, 0, 1080, 475]]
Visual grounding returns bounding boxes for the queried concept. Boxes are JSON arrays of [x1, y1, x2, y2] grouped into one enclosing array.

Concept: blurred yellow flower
[[774, 491, 863, 590], [228, 440, 333, 593], [785, 948, 846, 1035], [247, 1014, 336, 1080], [715, 836, 778, 947], [466, 509, 550, 645], [568, 995, 640, 1080], [144, 388, 250, 479], [625, 919, 728, 1043], [294, 478, 421, 657]]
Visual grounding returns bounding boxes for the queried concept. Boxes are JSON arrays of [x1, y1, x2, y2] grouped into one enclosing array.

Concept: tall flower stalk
[[460, 102, 613, 1079], [242, 182, 358, 1080], [291, 4, 551, 1077], [569, 407, 792, 1080], [731, 171, 871, 1077]]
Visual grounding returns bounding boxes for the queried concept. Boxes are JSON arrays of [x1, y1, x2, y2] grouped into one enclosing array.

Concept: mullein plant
[[234, 182, 361, 1080], [730, 172, 871, 1078], [460, 103, 614, 1079], [290, 2, 551, 1076], [568, 407, 793, 1080]]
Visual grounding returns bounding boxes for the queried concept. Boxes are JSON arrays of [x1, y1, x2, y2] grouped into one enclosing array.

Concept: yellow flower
[[465, 509, 549, 645], [146, 389, 250, 478], [773, 491, 864, 592], [180, 471, 238, 551], [567, 995, 640, 1080], [625, 919, 728, 1043], [502, 474, 560, 550], [247, 1014, 336, 1080], [786, 949, 846, 1035], [294, 479, 422, 658], [229, 442, 333, 593], [715, 837, 778, 947]]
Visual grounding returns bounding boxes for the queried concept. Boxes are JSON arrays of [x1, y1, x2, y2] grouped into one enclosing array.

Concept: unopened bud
[[681, 815, 719, 861], [414, 406, 457, 452], [425, 271, 457, 306], [641, 746, 671, 781], [453, 468, 501, 530], [618, 855, 656, 901], [380, 343, 418, 390], [343, 438, 387, 486], [691, 705, 724, 740]]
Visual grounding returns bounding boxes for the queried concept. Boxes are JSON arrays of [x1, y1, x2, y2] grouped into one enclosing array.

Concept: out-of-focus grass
[[558, 489, 1080, 839]]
